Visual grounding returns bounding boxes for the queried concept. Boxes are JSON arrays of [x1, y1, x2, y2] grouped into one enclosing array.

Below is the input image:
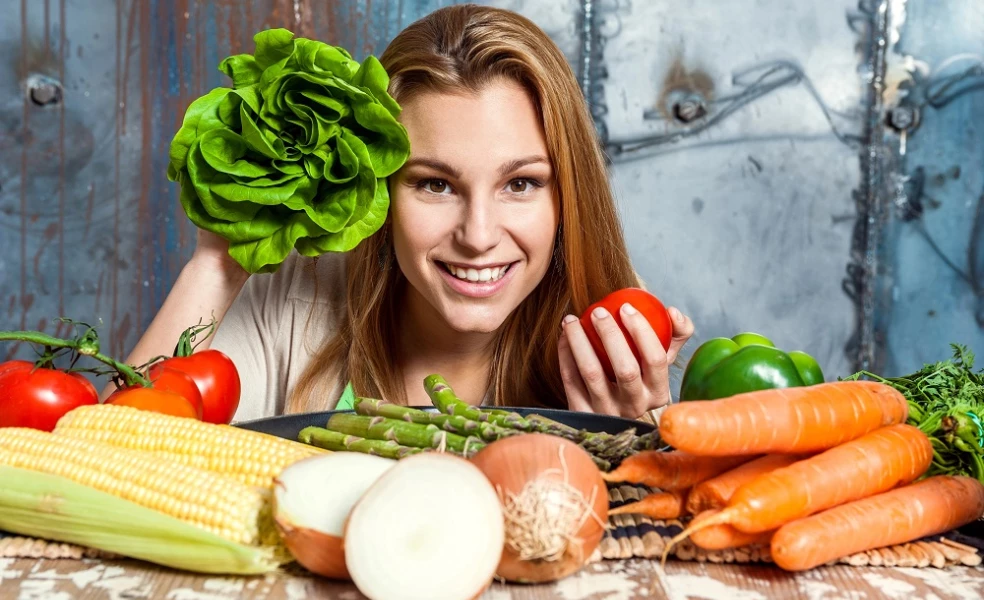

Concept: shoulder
[[279, 250, 350, 308], [240, 250, 350, 311]]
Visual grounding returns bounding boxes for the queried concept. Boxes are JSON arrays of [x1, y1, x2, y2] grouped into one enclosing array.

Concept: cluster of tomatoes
[[0, 348, 240, 431]]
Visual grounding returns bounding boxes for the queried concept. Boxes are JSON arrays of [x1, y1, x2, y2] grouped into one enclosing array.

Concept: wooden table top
[[1, 556, 982, 600]]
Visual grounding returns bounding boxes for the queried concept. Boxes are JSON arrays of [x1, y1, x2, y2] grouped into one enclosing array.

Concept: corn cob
[[53, 403, 325, 488], [0, 465, 282, 574], [0, 427, 270, 547]]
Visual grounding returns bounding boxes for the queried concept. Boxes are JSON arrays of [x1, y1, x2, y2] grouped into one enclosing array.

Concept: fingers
[[619, 303, 676, 415], [665, 306, 694, 364], [557, 329, 591, 412], [561, 315, 618, 415], [619, 304, 668, 380], [586, 306, 646, 397]]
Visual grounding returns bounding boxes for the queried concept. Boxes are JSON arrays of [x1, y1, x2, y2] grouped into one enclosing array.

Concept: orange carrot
[[662, 424, 933, 562], [772, 475, 984, 571], [689, 510, 775, 550], [601, 451, 752, 490], [686, 454, 806, 515], [610, 490, 688, 519], [660, 381, 908, 456]]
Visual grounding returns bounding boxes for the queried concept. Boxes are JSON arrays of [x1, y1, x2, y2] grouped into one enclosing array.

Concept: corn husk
[[0, 465, 285, 574]]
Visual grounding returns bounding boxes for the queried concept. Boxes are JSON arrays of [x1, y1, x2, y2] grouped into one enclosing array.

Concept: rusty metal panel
[[598, 0, 866, 380], [0, 0, 471, 362], [879, 0, 984, 374]]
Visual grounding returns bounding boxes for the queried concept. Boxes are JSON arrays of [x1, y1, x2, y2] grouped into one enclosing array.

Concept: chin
[[442, 310, 510, 335]]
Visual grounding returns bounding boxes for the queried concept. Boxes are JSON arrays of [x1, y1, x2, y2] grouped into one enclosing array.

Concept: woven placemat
[[3, 483, 982, 569], [591, 484, 984, 568]]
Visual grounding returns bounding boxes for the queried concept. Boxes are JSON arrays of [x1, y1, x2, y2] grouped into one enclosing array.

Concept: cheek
[[390, 193, 447, 271], [517, 198, 561, 265]]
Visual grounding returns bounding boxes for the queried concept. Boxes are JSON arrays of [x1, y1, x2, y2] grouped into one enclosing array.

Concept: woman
[[122, 4, 694, 422]]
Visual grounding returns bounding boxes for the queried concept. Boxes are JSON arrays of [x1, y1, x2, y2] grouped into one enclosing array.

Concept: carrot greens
[[845, 344, 984, 484]]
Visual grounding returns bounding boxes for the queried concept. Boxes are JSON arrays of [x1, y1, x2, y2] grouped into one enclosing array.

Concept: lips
[[436, 260, 519, 299], [439, 261, 511, 283]]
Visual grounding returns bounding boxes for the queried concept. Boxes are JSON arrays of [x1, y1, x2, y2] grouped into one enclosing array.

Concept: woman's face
[[390, 79, 560, 336]]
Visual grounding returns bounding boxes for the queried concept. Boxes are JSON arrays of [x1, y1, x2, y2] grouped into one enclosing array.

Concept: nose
[[455, 195, 501, 255]]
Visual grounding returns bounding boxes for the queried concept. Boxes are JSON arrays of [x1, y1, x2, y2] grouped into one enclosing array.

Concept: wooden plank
[[1, 557, 982, 600]]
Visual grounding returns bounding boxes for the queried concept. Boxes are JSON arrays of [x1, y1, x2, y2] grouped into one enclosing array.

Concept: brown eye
[[426, 180, 448, 193], [509, 180, 529, 193]]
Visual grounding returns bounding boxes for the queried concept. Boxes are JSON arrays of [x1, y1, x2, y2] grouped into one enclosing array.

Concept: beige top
[[211, 251, 350, 423], [212, 253, 661, 427]]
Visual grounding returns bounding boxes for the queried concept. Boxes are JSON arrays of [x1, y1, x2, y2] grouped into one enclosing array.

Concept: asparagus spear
[[596, 427, 640, 462], [355, 397, 617, 469], [631, 429, 664, 452], [524, 413, 631, 448], [425, 375, 532, 430], [353, 397, 523, 442], [425, 374, 639, 454], [298, 427, 423, 459], [327, 413, 486, 457]]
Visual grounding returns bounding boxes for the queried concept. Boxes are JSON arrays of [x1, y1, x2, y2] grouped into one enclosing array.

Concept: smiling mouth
[[438, 261, 514, 283]]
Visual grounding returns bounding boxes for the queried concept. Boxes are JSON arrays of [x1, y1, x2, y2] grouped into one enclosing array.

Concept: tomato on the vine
[[579, 288, 674, 381], [146, 363, 204, 419], [0, 361, 99, 431], [159, 349, 241, 424], [106, 387, 199, 419]]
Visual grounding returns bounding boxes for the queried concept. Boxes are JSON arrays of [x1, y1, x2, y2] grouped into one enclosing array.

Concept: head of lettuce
[[167, 29, 411, 274]]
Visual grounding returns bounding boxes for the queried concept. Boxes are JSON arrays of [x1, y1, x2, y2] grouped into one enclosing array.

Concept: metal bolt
[[26, 75, 63, 107], [673, 97, 706, 123], [888, 104, 918, 132]]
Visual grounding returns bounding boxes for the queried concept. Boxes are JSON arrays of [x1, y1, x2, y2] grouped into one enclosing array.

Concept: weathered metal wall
[[1, 0, 468, 362], [880, 0, 984, 374], [2, 0, 981, 384]]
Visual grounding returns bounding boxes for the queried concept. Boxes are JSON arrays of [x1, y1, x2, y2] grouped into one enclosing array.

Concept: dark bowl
[[234, 406, 654, 441]]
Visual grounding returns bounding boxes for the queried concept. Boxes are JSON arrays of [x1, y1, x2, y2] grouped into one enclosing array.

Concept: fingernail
[[592, 307, 610, 319], [563, 314, 578, 324], [669, 307, 683, 322], [621, 303, 637, 316]]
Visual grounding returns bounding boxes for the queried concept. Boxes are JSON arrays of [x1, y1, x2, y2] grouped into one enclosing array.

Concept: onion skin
[[273, 516, 350, 580], [470, 433, 609, 583]]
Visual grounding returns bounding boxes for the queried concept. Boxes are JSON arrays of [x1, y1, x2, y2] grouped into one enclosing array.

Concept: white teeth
[[444, 263, 510, 283]]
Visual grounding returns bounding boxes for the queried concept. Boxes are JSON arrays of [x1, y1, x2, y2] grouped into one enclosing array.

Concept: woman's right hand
[[191, 229, 249, 282]]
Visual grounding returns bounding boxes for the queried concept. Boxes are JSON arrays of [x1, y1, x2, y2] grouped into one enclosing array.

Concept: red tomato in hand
[[159, 349, 241, 424], [579, 288, 673, 381], [106, 387, 199, 419], [146, 363, 204, 419], [0, 361, 99, 431]]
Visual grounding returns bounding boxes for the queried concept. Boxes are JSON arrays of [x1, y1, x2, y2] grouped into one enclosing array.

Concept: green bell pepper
[[679, 332, 824, 401]]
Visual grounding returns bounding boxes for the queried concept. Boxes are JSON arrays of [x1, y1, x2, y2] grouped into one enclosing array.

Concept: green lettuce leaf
[[168, 28, 410, 273]]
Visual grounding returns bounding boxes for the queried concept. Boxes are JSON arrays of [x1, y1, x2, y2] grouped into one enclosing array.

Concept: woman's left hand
[[558, 303, 694, 419]]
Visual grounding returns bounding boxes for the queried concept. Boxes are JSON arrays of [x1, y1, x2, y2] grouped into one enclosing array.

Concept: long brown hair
[[287, 3, 639, 411]]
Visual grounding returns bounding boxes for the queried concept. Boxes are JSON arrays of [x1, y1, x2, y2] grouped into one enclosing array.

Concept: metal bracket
[[843, 0, 893, 374]]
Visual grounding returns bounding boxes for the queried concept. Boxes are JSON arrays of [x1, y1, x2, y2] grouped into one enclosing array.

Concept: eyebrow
[[402, 158, 462, 179], [497, 155, 550, 176], [402, 155, 550, 179]]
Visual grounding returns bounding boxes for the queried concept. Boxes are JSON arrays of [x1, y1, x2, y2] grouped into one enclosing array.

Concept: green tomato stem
[[0, 330, 150, 387]]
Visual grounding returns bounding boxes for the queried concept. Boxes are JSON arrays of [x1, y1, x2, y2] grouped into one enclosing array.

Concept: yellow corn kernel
[[0, 428, 267, 546], [53, 404, 325, 489]]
